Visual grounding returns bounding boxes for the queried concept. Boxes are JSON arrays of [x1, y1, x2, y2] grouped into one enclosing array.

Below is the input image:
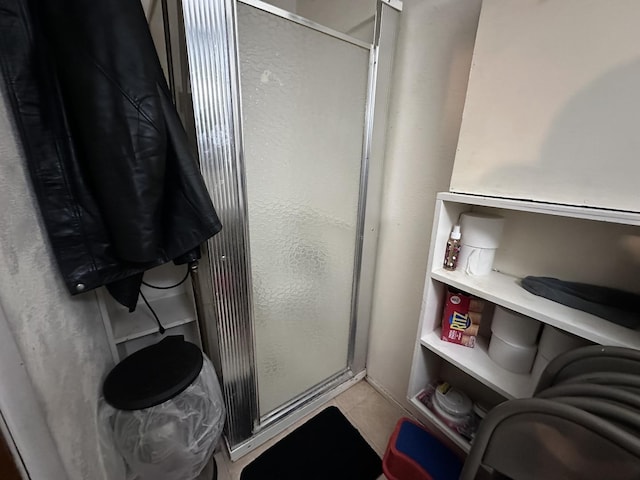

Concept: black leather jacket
[[0, 0, 221, 309]]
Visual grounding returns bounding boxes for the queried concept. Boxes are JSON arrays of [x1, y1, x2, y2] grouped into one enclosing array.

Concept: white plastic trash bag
[[101, 355, 225, 480]]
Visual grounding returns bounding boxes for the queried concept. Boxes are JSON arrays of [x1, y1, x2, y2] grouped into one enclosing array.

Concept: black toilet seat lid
[[103, 335, 204, 410]]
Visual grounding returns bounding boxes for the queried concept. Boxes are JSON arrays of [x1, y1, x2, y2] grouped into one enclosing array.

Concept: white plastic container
[[491, 306, 541, 346], [433, 385, 472, 428], [434, 385, 472, 417], [473, 403, 488, 419], [458, 212, 505, 275], [488, 334, 537, 374]]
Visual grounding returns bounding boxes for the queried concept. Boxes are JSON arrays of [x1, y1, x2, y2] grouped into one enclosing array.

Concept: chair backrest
[[559, 372, 640, 390], [537, 383, 640, 411], [460, 399, 640, 480], [535, 346, 640, 394], [549, 396, 640, 433]]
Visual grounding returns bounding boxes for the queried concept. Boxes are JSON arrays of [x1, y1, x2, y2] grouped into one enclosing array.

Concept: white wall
[[366, 0, 482, 407], [0, 90, 115, 480]]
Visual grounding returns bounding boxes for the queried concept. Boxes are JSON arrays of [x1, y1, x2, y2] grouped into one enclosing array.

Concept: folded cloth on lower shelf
[[521, 276, 640, 329]]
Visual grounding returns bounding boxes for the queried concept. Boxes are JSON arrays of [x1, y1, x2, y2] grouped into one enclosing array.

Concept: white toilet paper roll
[[460, 212, 505, 249], [458, 245, 496, 276], [488, 334, 537, 374], [538, 325, 590, 360], [531, 352, 550, 380], [491, 306, 541, 346]]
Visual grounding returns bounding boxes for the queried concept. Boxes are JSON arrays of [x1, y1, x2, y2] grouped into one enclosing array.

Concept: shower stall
[[163, 0, 401, 458]]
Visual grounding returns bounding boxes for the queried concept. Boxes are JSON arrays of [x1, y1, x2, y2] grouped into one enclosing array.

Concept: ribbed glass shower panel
[[237, 4, 370, 416], [181, 0, 258, 444]]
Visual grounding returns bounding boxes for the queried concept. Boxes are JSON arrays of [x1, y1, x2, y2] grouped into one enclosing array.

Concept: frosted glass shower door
[[237, 4, 370, 416]]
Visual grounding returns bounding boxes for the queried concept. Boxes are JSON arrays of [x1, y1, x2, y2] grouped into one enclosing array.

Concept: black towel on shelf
[[521, 276, 640, 329]]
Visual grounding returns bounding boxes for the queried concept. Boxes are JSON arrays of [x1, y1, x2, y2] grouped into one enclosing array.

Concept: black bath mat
[[240, 406, 382, 480]]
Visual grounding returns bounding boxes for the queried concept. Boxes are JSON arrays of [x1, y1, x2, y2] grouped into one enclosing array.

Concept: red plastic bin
[[382, 418, 463, 480]]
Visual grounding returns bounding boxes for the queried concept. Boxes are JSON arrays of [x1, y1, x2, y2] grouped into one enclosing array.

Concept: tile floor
[[212, 380, 410, 480]]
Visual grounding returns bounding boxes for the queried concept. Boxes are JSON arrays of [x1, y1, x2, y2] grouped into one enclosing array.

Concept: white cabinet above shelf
[[431, 268, 640, 349], [437, 192, 640, 226]]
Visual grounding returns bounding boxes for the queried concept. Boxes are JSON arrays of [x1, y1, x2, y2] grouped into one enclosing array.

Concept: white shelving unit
[[408, 192, 640, 451], [97, 263, 202, 362], [421, 330, 534, 399], [410, 394, 471, 453], [430, 268, 640, 349]]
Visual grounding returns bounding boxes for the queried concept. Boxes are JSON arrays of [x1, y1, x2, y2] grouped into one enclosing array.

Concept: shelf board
[[409, 394, 471, 453], [421, 330, 535, 399], [438, 192, 640, 226], [111, 293, 196, 344], [431, 268, 640, 349]]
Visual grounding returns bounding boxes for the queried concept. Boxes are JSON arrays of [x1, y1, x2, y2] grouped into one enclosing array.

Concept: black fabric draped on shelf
[[521, 276, 640, 329], [0, 0, 221, 310]]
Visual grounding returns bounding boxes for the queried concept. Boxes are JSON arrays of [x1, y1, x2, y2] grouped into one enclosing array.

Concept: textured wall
[[0, 89, 115, 479], [366, 0, 482, 406]]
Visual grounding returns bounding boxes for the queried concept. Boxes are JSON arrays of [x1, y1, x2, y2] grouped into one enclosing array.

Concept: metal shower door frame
[[179, 0, 401, 458]]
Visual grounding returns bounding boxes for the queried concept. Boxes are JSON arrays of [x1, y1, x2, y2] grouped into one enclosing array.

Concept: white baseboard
[[365, 375, 417, 420]]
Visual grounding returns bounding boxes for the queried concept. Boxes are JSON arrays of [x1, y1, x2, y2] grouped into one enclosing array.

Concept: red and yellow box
[[441, 289, 484, 348]]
